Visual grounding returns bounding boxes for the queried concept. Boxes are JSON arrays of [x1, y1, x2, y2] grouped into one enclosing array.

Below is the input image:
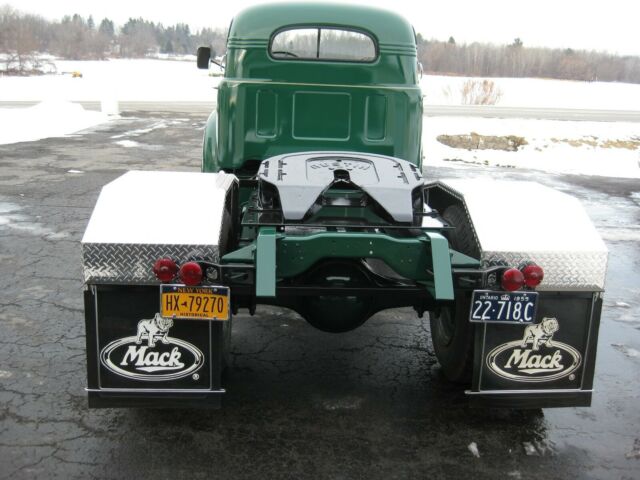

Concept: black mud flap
[[468, 291, 602, 409], [84, 285, 226, 408]]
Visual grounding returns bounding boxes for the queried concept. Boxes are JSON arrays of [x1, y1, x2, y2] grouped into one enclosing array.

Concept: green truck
[[82, 2, 608, 408]]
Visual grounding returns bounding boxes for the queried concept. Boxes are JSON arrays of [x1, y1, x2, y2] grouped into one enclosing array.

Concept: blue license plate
[[469, 290, 538, 323]]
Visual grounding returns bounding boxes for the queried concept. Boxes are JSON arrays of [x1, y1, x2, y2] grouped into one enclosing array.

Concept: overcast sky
[[9, 0, 640, 56]]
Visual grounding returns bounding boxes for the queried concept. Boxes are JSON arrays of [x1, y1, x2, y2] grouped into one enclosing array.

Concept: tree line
[[0, 5, 226, 73], [417, 36, 640, 83], [2, 4, 640, 84]]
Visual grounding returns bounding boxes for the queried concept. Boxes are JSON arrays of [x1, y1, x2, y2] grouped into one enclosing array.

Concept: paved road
[[3, 100, 640, 121], [0, 112, 639, 479], [425, 105, 640, 122]]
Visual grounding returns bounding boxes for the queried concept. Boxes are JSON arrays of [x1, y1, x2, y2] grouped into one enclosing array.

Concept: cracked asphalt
[[0, 111, 639, 479]]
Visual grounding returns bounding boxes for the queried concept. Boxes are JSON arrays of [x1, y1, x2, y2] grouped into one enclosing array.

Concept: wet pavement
[[0, 111, 639, 479]]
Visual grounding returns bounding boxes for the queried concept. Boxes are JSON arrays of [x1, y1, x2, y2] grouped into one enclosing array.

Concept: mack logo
[[120, 345, 184, 372], [486, 317, 582, 382], [100, 313, 203, 381]]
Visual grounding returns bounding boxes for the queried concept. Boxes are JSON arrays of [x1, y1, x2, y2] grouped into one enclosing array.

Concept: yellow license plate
[[160, 285, 230, 320]]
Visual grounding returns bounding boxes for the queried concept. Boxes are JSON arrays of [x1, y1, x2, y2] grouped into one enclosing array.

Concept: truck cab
[[200, 3, 423, 175]]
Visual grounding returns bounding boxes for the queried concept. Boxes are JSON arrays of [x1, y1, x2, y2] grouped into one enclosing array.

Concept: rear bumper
[[466, 390, 592, 409], [87, 389, 224, 409]]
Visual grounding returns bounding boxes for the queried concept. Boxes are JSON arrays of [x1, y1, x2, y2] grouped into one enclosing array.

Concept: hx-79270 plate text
[[161, 285, 230, 321]]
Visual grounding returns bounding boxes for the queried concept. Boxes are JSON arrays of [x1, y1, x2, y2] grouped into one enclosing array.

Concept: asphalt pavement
[[0, 110, 639, 479]]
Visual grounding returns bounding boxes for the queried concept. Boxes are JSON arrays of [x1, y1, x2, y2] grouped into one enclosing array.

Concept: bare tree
[[0, 5, 49, 74], [3, 3, 639, 84], [418, 37, 640, 83]]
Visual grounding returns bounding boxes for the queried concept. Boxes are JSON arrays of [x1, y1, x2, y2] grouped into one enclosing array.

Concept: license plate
[[160, 285, 230, 321], [469, 290, 538, 323]]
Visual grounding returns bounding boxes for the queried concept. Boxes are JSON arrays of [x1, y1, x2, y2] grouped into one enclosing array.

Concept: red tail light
[[153, 258, 178, 282], [501, 268, 524, 291], [522, 264, 544, 287], [179, 262, 203, 286]]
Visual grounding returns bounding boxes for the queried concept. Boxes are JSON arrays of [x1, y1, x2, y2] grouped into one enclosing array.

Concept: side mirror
[[197, 46, 211, 69]]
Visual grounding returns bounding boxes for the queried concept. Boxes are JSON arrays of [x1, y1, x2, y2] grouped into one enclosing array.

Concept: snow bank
[[423, 116, 640, 178], [421, 75, 640, 110], [1, 59, 639, 110], [0, 100, 110, 145], [0, 59, 219, 103]]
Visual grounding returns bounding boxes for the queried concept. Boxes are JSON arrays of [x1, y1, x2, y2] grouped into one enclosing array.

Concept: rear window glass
[[270, 28, 377, 62]]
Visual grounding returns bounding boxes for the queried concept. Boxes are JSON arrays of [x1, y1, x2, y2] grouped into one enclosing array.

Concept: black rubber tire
[[429, 204, 476, 383], [221, 316, 232, 370], [219, 207, 233, 369], [441, 204, 480, 260]]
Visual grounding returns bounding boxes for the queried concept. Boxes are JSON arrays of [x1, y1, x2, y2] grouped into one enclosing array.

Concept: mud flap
[[85, 285, 226, 408], [468, 291, 602, 408]]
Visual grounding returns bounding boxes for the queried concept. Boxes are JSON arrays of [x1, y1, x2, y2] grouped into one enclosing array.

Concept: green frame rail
[[245, 229, 456, 300]]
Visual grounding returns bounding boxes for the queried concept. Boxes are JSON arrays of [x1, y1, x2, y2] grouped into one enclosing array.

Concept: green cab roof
[[228, 2, 417, 55]]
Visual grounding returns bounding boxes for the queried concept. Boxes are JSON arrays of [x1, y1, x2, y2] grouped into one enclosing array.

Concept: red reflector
[[522, 264, 544, 287], [153, 258, 178, 282], [179, 262, 203, 286], [501, 268, 524, 291]]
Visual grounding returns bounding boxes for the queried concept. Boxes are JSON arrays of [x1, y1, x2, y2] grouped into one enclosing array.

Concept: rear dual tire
[[429, 205, 476, 383]]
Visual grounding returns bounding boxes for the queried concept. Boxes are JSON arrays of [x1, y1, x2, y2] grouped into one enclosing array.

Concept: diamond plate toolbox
[[82, 243, 219, 284], [425, 179, 608, 291], [81, 171, 236, 284], [481, 251, 608, 291]]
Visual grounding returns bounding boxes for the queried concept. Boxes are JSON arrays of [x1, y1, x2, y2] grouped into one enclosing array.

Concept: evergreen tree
[[98, 18, 114, 37]]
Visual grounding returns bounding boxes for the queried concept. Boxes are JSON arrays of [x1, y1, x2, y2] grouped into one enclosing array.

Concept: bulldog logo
[[100, 314, 203, 382], [136, 313, 173, 347], [520, 317, 559, 351], [486, 317, 581, 383]]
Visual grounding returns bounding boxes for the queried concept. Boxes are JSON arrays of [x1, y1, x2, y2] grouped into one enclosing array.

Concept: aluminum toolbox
[[82, 171, 236, 408], [82, 170, 237, 284]]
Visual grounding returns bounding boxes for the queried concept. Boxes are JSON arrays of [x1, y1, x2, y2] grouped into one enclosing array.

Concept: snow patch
[[612, 343, 640, 359], [0, 100, 110, 145], [422, 75, 640, 110], [0, 200, 68, 239], [599, 227, 640, 242], [0, 59, 219, 102], [115, 140, 141, 148], [467, 442, 480, 458], [522, 440, 556, 456], [423, 116, 640, 178], [100, 98, 119, 115], [0, 202, 20, 214], [111, 121, 172, 139]]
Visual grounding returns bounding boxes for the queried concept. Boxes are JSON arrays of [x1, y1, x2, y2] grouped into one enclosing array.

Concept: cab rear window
[[270, 27, 377, 62]]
